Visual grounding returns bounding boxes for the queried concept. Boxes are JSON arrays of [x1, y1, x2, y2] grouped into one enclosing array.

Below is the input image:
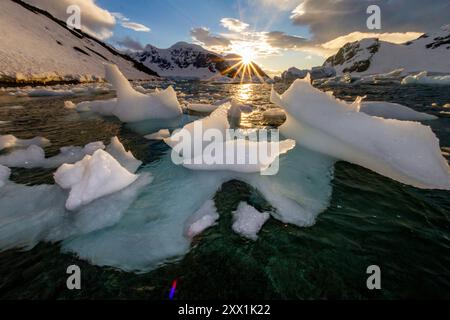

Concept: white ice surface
[[402, 72, 450, 85], [144, 129, 171, 141], [0, 165, 10, 188], [105, 137, 142, 173], [271, 76, 450, 190], [0, 134, 50, 151], [232, 202, 270, 241], [184, 200, 219, 238], [54, 149, 139, 210], [359, 101, 438, 121], [0, 142, 105, 168]]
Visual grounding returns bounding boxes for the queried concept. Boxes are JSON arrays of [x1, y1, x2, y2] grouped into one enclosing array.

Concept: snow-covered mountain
[[131, 42, 270, 81], [0, 0, 159, 84], [324, 25, 450, 75]]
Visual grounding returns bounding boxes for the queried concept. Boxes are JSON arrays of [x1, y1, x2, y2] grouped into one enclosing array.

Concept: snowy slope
[[131, 42, 269, 81], [324, 25, 450, 75], [0, 0, 159, 84]]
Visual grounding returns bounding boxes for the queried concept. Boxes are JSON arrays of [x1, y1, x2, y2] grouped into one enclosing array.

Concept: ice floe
[[359, 101, 438, 121], [105, 137, 142, 173], [0, 141, 104, 168], [0, 134, 50, 151], [271, 75, 450, 190], [402, 72, 450, 85], [69, 65, 182, 122], [185, 200, 219, 238], [144, 129, 171, 141], [232, 202, 270, 241], [54, 149, 139, 210]]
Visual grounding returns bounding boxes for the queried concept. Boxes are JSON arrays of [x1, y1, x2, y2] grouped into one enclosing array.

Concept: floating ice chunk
[[0, 165, 10, 188], [0, 134, 50, 151], [359, 101, 438, 121], [271, 75, 450, 190], [104, 64, 182, 122], [54, 149, 139, 211], [144, 129, 171, 141], [184, 200, 219, 238], [0, 173, 152, 251], [0, 141, 105, 168], [22, 88, 75, 97], [64, 101, 76, 109], [105, 137, 142, 173], [402, 72, 450, 85], [232, 202, 270, 241], [74, 98, 118, 115], [187, 103, 219, 114]]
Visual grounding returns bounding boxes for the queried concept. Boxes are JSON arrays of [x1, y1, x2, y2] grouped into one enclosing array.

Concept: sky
[[24, 0, 450, 74]]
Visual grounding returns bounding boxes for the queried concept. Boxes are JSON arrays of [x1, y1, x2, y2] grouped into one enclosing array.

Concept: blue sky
[[96, 0, 320, 72]]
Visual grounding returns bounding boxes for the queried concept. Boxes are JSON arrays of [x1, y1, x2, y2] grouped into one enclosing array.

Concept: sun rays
[[219, 51, 267, 84]]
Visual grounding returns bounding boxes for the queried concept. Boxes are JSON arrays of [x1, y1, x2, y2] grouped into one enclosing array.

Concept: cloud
[[115, 36, 144, 51], [265, 31, 306, 49], [121, 22, 151, 32], [190, 27, 231, 48], [291, 0, 450, 43], [112, 12, 151, 32], [24, 0, 115, 39], [220, 18, 249, 32], [250, 0, 300, 11]]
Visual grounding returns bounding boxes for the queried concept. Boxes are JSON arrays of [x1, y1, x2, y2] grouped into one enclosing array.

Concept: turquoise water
[[0, 81, 449, 299]]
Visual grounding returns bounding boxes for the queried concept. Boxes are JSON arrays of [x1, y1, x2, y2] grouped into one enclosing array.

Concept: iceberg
[[144, 129, 171, 141], [0, 134, 50, 151], [104, 64, 182, 122], [105, 137, 142, 173], [184, 200, 219, 238], [0, 141, 105, 168], [359, 101, 438, 121], [271, 75, 450, 190], [71, 65, 182, 122], [54, 149, 139, 210], [232, 202, 270, 241], [402, 72, 450, 85]]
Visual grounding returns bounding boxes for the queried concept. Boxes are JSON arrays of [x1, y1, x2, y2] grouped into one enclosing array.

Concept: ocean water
[[0, 81, 449, 299]]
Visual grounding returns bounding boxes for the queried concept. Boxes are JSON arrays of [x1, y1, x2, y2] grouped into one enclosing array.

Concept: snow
[[105, 137, 142, 173], [54, 149, 139, 211], [232, 202, 270, 241], [271, 76, 450, 190], [0, 134, 50, 151], [359, 101, 438, 121], [144, 129, 171, 141], [328, 27, 450, 76], [402, 72, 450, 85], [184, 200, 219, 238], [0, 165, 10, 188], [0, 141, 105, 168], [0, 0, 157, 83]]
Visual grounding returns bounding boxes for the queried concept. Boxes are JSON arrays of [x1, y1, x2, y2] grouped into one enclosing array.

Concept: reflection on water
[[234, 83, 254, 102]]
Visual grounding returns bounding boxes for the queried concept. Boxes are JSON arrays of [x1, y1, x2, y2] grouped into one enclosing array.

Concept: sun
[[238, 47, 256, 65], [218, 44, 266, 84]]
